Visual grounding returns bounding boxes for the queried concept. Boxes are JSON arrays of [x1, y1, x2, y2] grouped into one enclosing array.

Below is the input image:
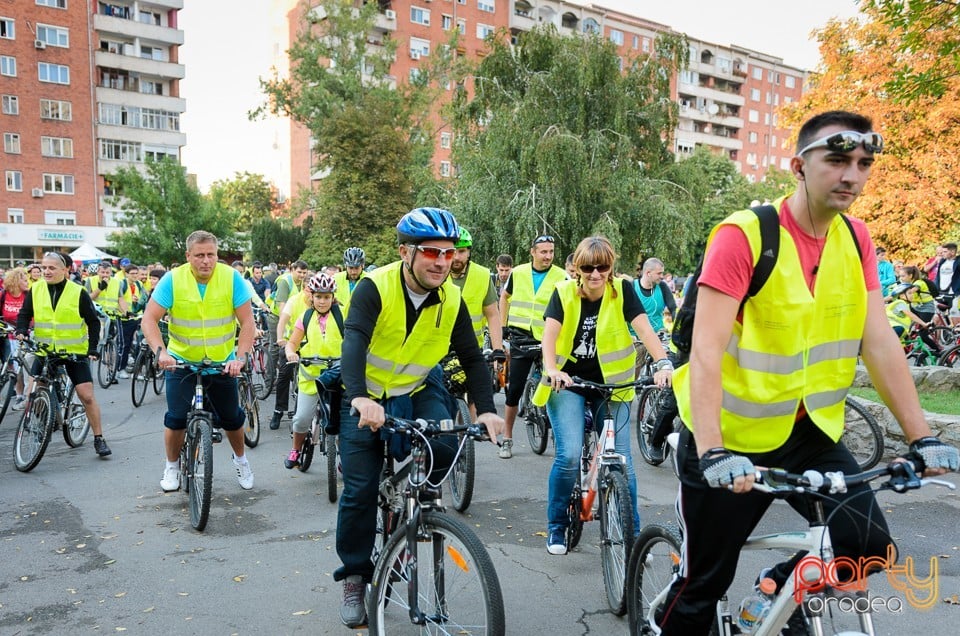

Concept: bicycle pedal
[[211, 429, 223, 443]]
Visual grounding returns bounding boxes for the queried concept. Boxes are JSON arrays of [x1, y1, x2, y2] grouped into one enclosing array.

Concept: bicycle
[[367, 413, 505, 635], [96, 309, 124, 388], [440, 352, 476, 512], [296, 355, 340, 502], [251, 307, 273, 399], [168, 360, 229, 531], [938, 341, 960, 368], [239, 360, 261, 449], [842, 397, 884, 471], [130, 320, 168, 407], [0, 322, 22, 422], [627, 460, 955, 635], [508, 328, 551, 455], [12, 340, 91, 472]]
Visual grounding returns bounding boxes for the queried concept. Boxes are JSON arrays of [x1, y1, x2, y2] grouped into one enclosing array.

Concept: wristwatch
[[654, 358, 674, 371]]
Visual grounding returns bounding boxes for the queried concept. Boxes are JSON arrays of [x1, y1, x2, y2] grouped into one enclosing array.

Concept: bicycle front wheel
[[368, 511, 505, 636], [450, 398, 475, 512], [62, 384, 90, 447], [523, 376, 550, 455], [601, 469, 635, 616], [97, 341, 116, 388], [240, 376, 260, 448], [842, 398, 884, 470], [566, 486, 584, 551], [130, 348, 150, 407], [938, 343, 960, 368], [626, 524, 683, 636], [929, 325, 958, 349], [0, 369, 17, 423], [187, 418, 214, 531], [636, 387, 666, 466], [14, 388, 56, 472], [251, 346, 271, 399], [325, 433, 339, 502], [151, 352, 165, 394]]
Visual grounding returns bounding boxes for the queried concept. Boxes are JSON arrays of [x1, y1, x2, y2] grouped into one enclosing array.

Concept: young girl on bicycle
[[283, 273, 344, 469]]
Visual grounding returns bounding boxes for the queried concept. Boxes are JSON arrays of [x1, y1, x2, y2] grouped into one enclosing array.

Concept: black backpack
[[670, 205, 861, 359], [298, 304, 344, 349]]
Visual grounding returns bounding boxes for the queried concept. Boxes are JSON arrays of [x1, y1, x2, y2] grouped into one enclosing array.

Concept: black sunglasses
[[579, 263, 611, 274]]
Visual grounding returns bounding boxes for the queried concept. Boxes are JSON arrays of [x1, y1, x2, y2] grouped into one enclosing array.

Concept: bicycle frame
[[578, 413, 626, 522]]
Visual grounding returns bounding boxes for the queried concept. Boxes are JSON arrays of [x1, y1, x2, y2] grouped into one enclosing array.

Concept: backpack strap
[[838, 214, 863, 262], [331, 304, 345, 336], [297, 308, 315, 350], [298, 306, 344, 350], [746, 205, 780, 298]]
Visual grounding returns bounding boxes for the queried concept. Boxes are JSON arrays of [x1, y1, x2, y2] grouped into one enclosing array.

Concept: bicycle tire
[[367, 511, 505, 636], [252, 346, 271, 399], [929, 325, 959, 349], [601, 469, 635, 616], [523, 377, 550, 455], [152, 353, 165, 395], [840, 398, 884, 471], [636, 387, 668, 467], [450, 398, 475, 512], [240, 376, 261, 448], [298, 429, 314, 472], [188, 418, 214, 531], [938, 343, 960, 368], [626, 524, 683, 636], [566, 486, 585, 550], [62, 384, 90, 447], [325, 434, 338, 503], [97, 340, 116, 388], [130, 348, 150, 407], [0, 369, 16, 423], [13, 388, 55, 472]]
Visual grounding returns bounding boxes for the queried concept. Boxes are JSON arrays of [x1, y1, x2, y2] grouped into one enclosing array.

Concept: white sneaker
[[116, 370, 130, 380], [498, 438, 513, 459], [160, 465, 180, 492], [233, 455, 254, 490], [11, 395, 26, 411]]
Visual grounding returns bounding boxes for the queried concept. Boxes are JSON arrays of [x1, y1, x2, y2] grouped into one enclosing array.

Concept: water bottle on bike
[[736, 576, 776, 633]]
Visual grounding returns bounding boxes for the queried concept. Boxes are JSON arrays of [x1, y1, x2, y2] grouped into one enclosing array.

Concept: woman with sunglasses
[[536, 235, 672, 556]]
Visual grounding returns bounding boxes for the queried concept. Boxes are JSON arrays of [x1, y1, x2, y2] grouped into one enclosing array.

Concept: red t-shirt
[[2, 290, 26, 336], [699, 199, 879, 299]]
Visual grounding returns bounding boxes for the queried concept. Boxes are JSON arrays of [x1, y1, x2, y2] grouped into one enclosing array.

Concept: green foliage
[[850, 386, 960, 415], [106, 158, 240, 265], [451, 26, 695, 271], [250, 216, 310, 267], [208, 172, 277, 230]]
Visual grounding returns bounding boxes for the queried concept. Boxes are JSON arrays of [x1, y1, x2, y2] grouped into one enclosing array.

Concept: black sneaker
[[269, 411, 282, 430], [94, 437, 112, 457]]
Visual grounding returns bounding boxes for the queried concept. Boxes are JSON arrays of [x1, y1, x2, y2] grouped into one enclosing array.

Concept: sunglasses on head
[[533, 235, 555, 246], [409, 244, 456, 261], [579, 263, 611, 274], [798, 130, 884, 156]]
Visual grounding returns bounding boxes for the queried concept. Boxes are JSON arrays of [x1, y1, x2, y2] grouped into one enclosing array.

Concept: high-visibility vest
[[297, 306, 344, 395], [672, 200, 867, 453], [166, 263, 237, 363], [33, 280, 88, 354], [506, 263, 566, 340], [333, 270, 365, 314], [267, 273, 300, 316], [446, 262, 492, 346], [533, 278, 637, 406], [364, 261, 460, 398], [96, 276, 123, 314], [282, 289, 310, 339]]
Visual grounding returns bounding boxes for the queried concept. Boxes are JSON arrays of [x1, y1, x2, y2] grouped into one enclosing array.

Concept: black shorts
[[26, 354, 92, 386]]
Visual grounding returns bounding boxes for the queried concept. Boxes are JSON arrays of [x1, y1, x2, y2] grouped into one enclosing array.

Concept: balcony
[[680, 84, 745, 106], [511, 0, 536, 31], [95, 50, 185, 80], [97, 123, 186, 147], [94, 14, 185, 46], [142, 0, 184, 8], [678, 104, 744, 130], [675, 130, 742, 151], [95, 86, 186, 112], [373, 11, 397, 33]]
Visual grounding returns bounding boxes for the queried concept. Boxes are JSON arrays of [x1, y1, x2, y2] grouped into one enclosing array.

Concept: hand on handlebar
[[476, 411, 504, 445], [223, 358, 244, 377], [903, 436, 959, 475], [157, 350, 176, 371], [285, 349, 299, 363], [546, 368, 571, 391], [352, 397, 385, 432], [699, 448, 757, 493]]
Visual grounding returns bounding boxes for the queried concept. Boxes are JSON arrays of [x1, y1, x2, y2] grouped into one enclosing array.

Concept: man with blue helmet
[[333, 207, 504, 628]]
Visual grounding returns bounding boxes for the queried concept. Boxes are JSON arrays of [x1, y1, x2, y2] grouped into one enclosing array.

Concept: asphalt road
[[1, 383, 958, 635]]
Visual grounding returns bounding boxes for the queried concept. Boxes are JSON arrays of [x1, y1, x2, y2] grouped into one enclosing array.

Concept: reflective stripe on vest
[[673, 197, 867, 453], [507, 263, 566, 340], [33, 280, 88, 354], [96, 276, 123, 314], [333, 271, 365, 315], [283, 290, 310, 339], [446, 262, 491, 346], [297, 308, 343, 395], [532, 278, 637, 406], [167, 263, 237, 363], [364, 261, 460, 398]]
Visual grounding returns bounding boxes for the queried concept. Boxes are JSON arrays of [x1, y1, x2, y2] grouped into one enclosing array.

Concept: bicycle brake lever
[[921, 477, 957, 490]]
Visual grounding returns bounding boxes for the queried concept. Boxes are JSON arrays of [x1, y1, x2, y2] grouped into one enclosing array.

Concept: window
[[609, 29, 623, 46], [765, 91, 771, 104], [750, 88, 760, 101], [582, 18, 600, 35], [676, 141, 694, 156], [6, 170, 22, 191], [457, 19, 466, 34], [771, 135, 778, 148], [785, 75, 796, 89], [477, 23, 494, 39], [442, 14, 452, 30], [100, 139, 142, 161], [679, 70, 697, 85], [478, 0, 494, 12], [748, 131, 758, 143], [642, 38, 650, 53], [3, 132, 20, 153], [746, 152, 757, 166], [140, 107, 179, 131], [2, 95, 17, 115], [768, 70, 780, 84], [40, 98, 71, 120], [716, 56, 731, 73], [44, 210, 76, 225], [410, 37, 430, 57], [764, 112, 770, 125], [37, 0, 68, 8], [39, 62, 70, 84], [411, 7, 430, 26], [748, 109, 759, 123], [8, 208, 24, 224], [784, 95, 793, 104], [752, 66, 762, 80], [36, 24, 69, 47], [141, 80, 163, 95], [0, 18, 13, 39], [1, 56, 16, 77], [632, 35, 638, 49], [41, 136, 72, 157], [43, 173, 74, 194], [439, 161, 451, 177], [440, 132, 451, 149], [138, 10, 161, 26]]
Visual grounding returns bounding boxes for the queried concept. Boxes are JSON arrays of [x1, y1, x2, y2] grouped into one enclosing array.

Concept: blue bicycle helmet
[[396, 208, 459, 245]]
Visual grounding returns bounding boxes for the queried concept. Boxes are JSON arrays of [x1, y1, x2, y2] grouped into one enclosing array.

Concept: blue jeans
[[545, 389, 639, 534], [334, 368, 457, 582]]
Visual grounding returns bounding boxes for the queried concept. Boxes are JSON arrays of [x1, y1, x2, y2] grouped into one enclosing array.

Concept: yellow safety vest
[[33, 280, 88, 354], [283, 289, 310, 339], [507, 263, 566, 341], [333, 271, 366, 313], [96, 276, 123, 314], [533, 278, 637, 406], [297, 307, 344, 395], [365, 261, 460, 398], [886, 300, 912, 331], [673, 201, 867, 453], [446, 262, 492, 346], [267, 273, 300, 316], [166, 263, 237, 363]]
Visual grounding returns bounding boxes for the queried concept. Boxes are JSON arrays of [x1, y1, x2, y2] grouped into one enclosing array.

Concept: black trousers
[[658, 417, 893, 635]]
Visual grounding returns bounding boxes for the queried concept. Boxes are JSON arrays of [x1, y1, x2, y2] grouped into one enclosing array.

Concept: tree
[[106, 158, 240, 265], [450, 26, 697, 270], [250, 216, 310, 266], [208, 172, 278, 230], [781, 7, 960, 262]]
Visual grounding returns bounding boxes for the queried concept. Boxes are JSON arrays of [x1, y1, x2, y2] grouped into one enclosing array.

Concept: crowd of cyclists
[[2, 109, 960, 634]]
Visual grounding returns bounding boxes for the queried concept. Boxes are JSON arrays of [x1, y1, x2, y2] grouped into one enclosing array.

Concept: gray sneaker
[[340, 575, 367, 628], [498, 438, 513, 459]]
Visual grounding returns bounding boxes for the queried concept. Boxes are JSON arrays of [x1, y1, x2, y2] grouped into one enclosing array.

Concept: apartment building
[[0, 0, 185, 267], [282, 0, 806, 197]]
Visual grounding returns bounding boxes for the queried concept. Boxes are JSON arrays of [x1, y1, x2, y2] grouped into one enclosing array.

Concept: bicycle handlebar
[[568, 376, 655, 393], [18, 338, 86, 362], [752, 461, 956, 496], [299, 356, 341, 367], [382, 414, 492, 443], [168, 360, 230, 373]]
